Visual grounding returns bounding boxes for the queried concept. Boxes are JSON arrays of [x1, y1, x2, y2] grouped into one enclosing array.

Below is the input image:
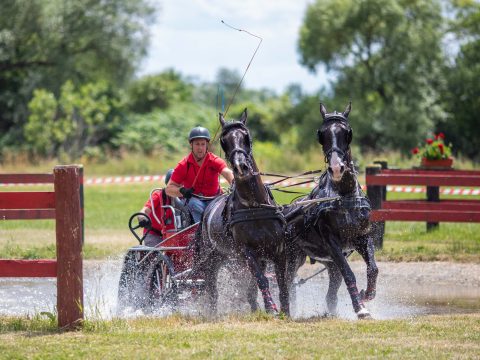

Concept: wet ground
[[0, 259, 479, 320]]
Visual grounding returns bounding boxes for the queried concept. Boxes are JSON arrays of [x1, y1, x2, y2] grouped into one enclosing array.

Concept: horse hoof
[[360, 289, 376, 302], [356, 307, 372, 319], [266, 307, 279, 316], [322, 311, 337, 319]]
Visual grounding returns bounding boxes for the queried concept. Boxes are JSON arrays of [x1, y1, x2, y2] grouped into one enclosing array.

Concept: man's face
[[191, 139, 208, 161]]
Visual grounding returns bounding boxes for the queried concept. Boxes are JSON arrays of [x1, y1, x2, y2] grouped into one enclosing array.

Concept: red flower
[[412, 147, 419, 154], [438, 143, 444, 154], [438, 132, 445, 139], [426, 138, 433, 144]]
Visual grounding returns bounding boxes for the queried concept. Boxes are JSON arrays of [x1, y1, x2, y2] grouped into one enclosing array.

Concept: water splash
[[1, 260, 478, 320]]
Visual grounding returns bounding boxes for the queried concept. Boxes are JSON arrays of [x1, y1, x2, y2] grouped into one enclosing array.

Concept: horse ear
[[219, 112, 225, 127], [343, 102, 352, 119], [320, 103, 327, 120], [240, 108, 247, 124]]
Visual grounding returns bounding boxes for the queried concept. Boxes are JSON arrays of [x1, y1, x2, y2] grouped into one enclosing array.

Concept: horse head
[[317, 102, 353, 183], [219, 109, 255, 180]]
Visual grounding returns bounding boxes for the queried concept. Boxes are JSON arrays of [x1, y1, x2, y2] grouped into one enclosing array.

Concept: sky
[[139, 0, 331, 94]]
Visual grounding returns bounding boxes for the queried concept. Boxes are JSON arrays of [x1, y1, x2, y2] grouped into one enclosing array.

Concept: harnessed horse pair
[[199, 103, 378, 319]]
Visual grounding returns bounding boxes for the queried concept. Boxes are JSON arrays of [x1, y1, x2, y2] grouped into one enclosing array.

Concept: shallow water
[[0, 259, 478, 320]]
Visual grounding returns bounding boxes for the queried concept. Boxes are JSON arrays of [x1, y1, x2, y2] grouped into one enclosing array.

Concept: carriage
[[117, 190, 205, 312], [117, 102, 378, 318]]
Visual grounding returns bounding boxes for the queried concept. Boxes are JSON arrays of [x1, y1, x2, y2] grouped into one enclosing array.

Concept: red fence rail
[[365, 164, 480, 248], [0, 165, 84, 329]]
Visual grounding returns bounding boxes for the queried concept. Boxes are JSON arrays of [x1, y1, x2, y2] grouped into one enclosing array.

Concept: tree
[[298, 0, 448, 151], [442, 0, 480, 159], [126, 70, 194, 114], [215, 68, 243, 103], [25, 81, 125, 160], [0, 0, 155, 149]]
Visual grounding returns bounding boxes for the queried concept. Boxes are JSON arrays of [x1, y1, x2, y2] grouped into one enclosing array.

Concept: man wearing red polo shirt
[[165, 126, 234, 223]]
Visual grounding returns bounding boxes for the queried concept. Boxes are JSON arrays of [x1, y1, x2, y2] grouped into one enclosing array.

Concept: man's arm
[[221, 167, 234, 185], [137, 206, 152, 227], [139, 206, 152, 216], [165, 180, 185, 198]]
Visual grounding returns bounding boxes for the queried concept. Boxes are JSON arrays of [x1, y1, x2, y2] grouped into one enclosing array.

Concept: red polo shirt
[[171, 152, 227, 197]]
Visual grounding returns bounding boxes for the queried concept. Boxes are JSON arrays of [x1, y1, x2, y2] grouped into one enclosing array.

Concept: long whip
[[211, 20, 263, 145], [220, 20, 263, 118]]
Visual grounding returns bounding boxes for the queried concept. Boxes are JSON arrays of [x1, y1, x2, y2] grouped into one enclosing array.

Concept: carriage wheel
[[118, 252, 135, 310], [118, 251, 150, 311], [146, 257, 178, 309]]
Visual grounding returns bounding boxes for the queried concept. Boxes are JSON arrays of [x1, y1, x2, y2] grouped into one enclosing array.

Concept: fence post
[[366, 164, 384, 249], [426, 185, 440, 231], [54, 165, 84, 329]]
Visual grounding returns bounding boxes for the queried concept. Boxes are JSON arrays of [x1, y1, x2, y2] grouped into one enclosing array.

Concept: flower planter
[[420, 157, 453, 169]]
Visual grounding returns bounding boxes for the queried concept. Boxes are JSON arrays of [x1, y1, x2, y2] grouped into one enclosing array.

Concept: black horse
[[297, 102, 378, 319], [198, 109, 304, 316]]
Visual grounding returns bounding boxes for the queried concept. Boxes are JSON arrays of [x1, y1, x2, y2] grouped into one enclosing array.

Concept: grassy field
[[1, 183, 480, 261], [1, 162, 479, 358], [0, 313, 479, 359]]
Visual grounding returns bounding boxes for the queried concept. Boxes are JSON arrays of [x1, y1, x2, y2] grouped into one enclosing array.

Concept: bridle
[[319, 120, 352, 166], [323, 146, 350, 165], [220, 121, 255, 171]]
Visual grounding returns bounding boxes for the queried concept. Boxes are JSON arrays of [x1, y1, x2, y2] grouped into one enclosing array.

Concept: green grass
[[0, 313, 479, 359], [1, 183, 480, 261]]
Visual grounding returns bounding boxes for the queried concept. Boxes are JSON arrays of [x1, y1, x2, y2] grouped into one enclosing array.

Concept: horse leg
[[274, 252, 290, 316], [203, 255, 220, 316], [244, 248, 278, 314], [356, 235, 379, 302], [321, 227, 370, 319], [324, 261, 342, 316], [246, 260, 259, 312]]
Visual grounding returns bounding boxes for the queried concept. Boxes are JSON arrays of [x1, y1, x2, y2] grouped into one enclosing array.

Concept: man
[[165, 126, 234, 223], [138, 169, 175, 247]]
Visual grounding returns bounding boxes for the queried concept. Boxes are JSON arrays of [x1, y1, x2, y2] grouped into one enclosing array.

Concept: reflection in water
[[0, 260, 478, 320]]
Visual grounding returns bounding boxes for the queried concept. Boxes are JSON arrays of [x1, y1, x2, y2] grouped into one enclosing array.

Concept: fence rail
[[366, 164, 480, 248], [0, 165, 84, 329]]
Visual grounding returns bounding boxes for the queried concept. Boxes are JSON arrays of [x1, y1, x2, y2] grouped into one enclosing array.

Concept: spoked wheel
[[146, 255, 178, 310], [117, 250, 152, 312]]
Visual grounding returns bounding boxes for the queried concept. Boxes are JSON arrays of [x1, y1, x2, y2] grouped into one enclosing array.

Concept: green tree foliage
[[114, 102, 218, 155], [443, 0, 480, 160], [275, 92, 332, 151], [0, 0, 155, 147], [126, 70, 193, 114], [216, 68, 243, 102], [228, 98, 290, 143], [298, 0, 448, 151], [25, 81, 124, 159]]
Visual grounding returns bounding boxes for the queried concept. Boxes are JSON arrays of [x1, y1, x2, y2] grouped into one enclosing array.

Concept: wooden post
[[373, 160, 388, 201], [426, 185, 440, 231], [54, 165, 84, 329], [366, 164, 384, 249]]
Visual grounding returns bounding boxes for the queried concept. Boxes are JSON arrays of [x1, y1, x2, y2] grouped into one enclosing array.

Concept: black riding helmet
[[188, 126, 211, 142], [165, 169, 174, 185]]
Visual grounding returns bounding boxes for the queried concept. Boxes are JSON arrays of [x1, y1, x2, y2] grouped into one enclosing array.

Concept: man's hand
[[138, 214, 150, 229], [179, 187, 194, 199]]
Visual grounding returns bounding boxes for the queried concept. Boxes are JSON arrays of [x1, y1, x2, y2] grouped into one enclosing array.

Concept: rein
[[261, 169, 323, 186]]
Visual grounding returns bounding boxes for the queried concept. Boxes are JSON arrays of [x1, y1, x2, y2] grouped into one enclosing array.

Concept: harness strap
[[229, 207, 286, 227]]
